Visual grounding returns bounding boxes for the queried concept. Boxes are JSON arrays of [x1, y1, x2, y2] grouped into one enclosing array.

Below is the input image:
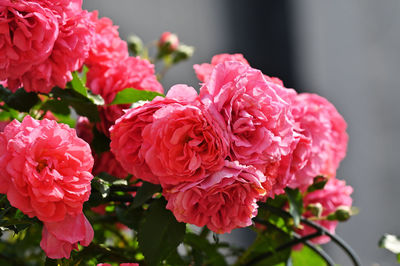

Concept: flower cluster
[[110, 56, 350, 234], [0, 0, 355, 262]]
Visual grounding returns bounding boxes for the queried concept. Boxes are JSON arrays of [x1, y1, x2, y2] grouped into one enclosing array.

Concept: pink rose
[[165, 161, 267, 234], [0, 1, 58, 84], [85, 11, 129, 68], [110, 85, 198, 184], [2, 0, 95, 93], [141, 99, 228, 187], [87, 56, 163, 104], [200, 62, 297, 178], [289, 93, 348, 189], [296, 178, 353, 244], [87, 56, 163, 135], [40, 212, 93, 259], [0, 116, 94, 222], [193, 53, 283, 86]]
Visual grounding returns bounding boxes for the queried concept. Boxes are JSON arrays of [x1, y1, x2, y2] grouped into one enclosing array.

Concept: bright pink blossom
[[200, 62, 297, 182], [289, 93, 348, 189], [87, 56, 163, 135], [40, 212, 93, 259], [1, 0, 95, 93], [194, 53, 283, 86], [85, 11, 129, 68], [110, 85, 197, 184], [296, 178, 353, 244], [0, 121, 8, 132], [0, 1, 58, 84], [165, 161, 267, 234], [87, 56, 163, 104], [141, 98, 228, 187], [0, 116, 94, 222]]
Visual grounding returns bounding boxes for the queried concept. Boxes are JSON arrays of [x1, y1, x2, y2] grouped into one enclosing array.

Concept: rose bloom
[[200, 62, 297, 188], [85, 10, 129, 68], [164, 161, 268, 234], [289, 93, 348, 189], [0, 0, 58, 84], [296, 178, 353, 245], [110, 85, 198, 184], [0, 121, 8, 132], [193, 53, 283, 86], [141, 97, 228, 187], [87, 56, 163, 135], [75, 116, 94, 144], [0, 116, 94, 222], [1, 0, 95, 93], [41, 212, 93, 259]]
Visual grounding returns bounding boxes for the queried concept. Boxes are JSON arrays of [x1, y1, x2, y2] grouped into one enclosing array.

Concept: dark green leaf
[[307, 176, 328, 193], [132, 182, 161, 208], [184, 233, 227, 266], [69, 71, 87, 97], [285, 187, 303, 227], [92, 127, 110, 154], [0, 86, 39, 112], [138, 198, 186, 266], [379, 234, 400, 255], [110, 88, 164, 105], [51, 87, 100, 122], [291, 245, 326, 266], [115, 204, 144, 231], [239, 227, 291, 266], [42, 99, 71, 115]]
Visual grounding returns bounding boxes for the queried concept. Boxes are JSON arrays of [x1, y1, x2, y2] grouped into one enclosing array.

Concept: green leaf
[[132, 182, 161, 208], [291, 245, 326, 266], [138, 198, 186, 266], [238, 227, 291, 266], [184, 233, 227, 266], [307, 176, 328, 193], [110, 88, 164, 105], [69, 71, 87, 97], [115, 204, 144, 231], [92, 127, 110, 154], [42, 99, 71, 115], [51, 87, 100, 122], [285, 187, 303, 227], [379, 234, 400, 255], [0, 86, 39, 112]]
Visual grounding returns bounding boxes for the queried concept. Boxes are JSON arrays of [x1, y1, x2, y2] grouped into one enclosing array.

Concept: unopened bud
[[128, 35, 143, 56], [173, 44, 194, 64], [307, 203, 323, 218], [158, 32, 179, 52]]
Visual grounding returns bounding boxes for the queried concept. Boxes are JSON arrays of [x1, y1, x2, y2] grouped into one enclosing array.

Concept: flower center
[[36, 160, 48, 173]]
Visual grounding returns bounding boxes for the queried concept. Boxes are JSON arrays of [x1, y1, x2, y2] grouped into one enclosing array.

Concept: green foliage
[[291, 246, 326, 266], [110, 88, 164, 105], [285, 188, 304, 227], [132, 182, 161, 208], [0, 86, 39, 112], [307, 176, 328, 193], [138, 198, 186, 266]]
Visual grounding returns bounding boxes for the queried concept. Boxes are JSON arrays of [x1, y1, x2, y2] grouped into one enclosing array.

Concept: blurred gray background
[[83, 1, 400, 265]]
